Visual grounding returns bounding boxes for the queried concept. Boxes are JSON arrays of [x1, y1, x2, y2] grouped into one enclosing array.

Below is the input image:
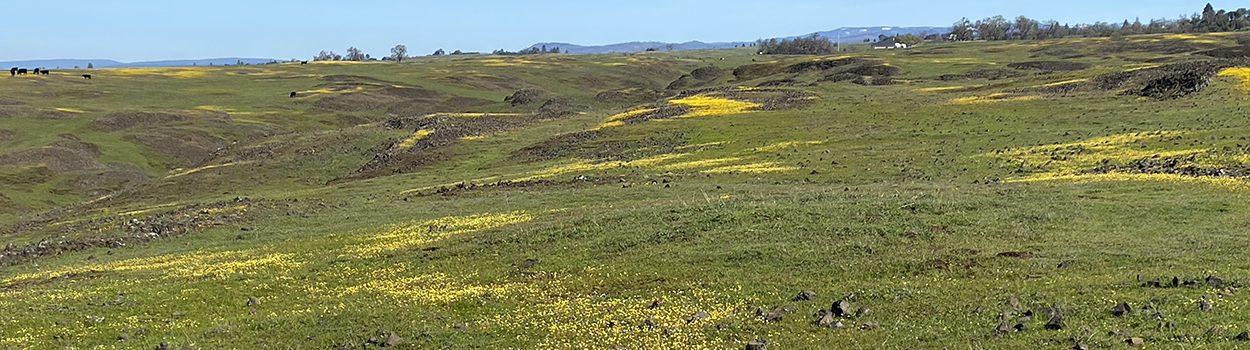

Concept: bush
[[756, 34, 836, 55]]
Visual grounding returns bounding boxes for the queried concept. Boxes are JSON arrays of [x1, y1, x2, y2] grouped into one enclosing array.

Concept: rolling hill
[[528, 26, 947, 53], [4, 33, 1250, 349], [0, 58, 277, 69]]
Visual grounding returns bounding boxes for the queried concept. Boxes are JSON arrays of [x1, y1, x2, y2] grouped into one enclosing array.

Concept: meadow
[[3, 33, 1250, 349]]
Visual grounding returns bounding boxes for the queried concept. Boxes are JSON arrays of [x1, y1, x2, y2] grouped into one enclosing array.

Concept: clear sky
[[0, 0, 1221, 62]]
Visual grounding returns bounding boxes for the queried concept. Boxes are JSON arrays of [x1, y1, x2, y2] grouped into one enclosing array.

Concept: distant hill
[[0, 58, 277, 69], [527, 26, 947, 54]]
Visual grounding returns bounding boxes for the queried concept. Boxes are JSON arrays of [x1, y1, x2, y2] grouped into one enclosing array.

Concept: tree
[[756, 34, 836, 55], [87, 62, 93, 69], [432, 49, 446, 56], [949, 17, 974, 41], [451, 50, 464, 55], [976, 15, 1010, 40], [1014, 16, 1040, 40], [896, 33, 924, 46], [390, 45, 408, 63], [345, 47, 366, 61]]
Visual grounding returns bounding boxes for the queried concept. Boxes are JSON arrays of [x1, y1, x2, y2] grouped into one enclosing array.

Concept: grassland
[[4, 33, 1250, 349]]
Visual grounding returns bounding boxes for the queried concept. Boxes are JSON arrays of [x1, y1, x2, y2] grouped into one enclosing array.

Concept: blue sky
[[0, 0, 1220, 62]]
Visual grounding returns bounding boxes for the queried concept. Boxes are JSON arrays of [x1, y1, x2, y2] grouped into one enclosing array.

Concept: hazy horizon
[[0, 0, 1218, 62]]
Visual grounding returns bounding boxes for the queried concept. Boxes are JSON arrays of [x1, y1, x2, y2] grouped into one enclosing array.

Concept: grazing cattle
[[289, 91, 297, 98], [9, 67, 15, 76], [31, 68, 40, 75], [41, 70, 49, 75], [300, 61, 308, 65], [17, 69, 27, 75], [82, 74, 92, 79]]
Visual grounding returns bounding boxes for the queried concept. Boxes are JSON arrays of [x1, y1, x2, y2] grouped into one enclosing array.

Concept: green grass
[[4, 33, 1250, 349]]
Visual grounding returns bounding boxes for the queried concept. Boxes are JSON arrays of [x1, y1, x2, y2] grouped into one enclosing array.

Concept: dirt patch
[[0, 166, 56, 185], [512, 128, 687, 163], [1086, 151, 1250, 178], [1198, 46, 1250, 59], [409, 175, 622, 198], [0, 141, 104, 172], [64, 163, 150, 198], [513, 130, 603, 162], [341, 114, 528, 181], [852, 76, 895, 86], [0, 99, 25, 106], [666, 75, 704, 90], [1118, 60, 1236, 99], [128, 129, 225, 167], [505, 89, 545, 106], [91, 111, 191, 132], [595, 88, 664, 103], [380, 86, 441, 99], [37, 110, 79, 120], [819, 72, 860, 82], [0, 129, 12, 141], [690, 66, 727, 80], [757, 78, 798, 87], [733, 63, 784, 80], [0, 198, 302, 264], [846, 64, 901, 76], [536, 98, 582, 119], [937, 68, 1027, 81], [444, 74, 528, 91], [785, 58, 868, 73], [312, 92, 406, 112], [1008, 61, 1092, 72]]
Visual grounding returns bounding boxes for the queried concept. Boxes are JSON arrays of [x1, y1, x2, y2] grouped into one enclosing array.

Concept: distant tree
[[895, 33, 924, 46], [548, 46, 560, 53], [646, 48, 659, 52], [432, 49, 446, 56], [365, 54, 372, 60], [87, 62, 93, 69], [666, 44, 675, 51], [236, 59, 244, 65], [949, 17, 974, 41], [451, 50, 464, 55], [74, 65, 79, 69], [878, 34, 889, 42], [345, 47, 366, 61], [390, 45, 408, 63], [756, 34, 836, 55], [1013, 16, 1040, 39]]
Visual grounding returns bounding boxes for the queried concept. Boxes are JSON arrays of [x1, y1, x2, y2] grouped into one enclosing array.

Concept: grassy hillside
[[4, 33, 1250, 349]]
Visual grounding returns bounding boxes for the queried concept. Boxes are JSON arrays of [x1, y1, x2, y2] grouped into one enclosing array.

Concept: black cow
[[8, 67, 15, 76], [31, 68, 40, 75], [82, 74, 92, 79], [41, 70, 49, 75], [300, 61, 308, 65], [17, 69, 27, 75], [289, 91, 297, 98]]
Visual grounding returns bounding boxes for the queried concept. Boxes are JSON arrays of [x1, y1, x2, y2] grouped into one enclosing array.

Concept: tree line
[[950, 3, 1250, 41]]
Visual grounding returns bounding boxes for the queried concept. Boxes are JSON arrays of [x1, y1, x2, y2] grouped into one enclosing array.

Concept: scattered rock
[[746, 337, 769, 350], [1208, 326, 1225, 337], [1045, 314, 1064, 330], [1146, 278, 1162, 288], [1200, 295, 1212, 312], [1126, 337, 1145, 347], [1008, 295, 1021, 310], [688, 311, 710, 323], [794, 290, 817, 301], [817, 313, 837, 327], [1238, 331, 1250, 341], [383, 332, 402, 347], [832, 300, 853, 317], [994, 320, 1013, 336], [1112, 302, 1131, 316], [247, 296, 260, 306], [155, 343, 169, 350], [337, 342, 355, 350], [1208, 275, 1225, 288], [763, 307, 785, 322], [1057, 260, 1074, 269], [855, 305, 870, 318], [1014, 323, 1028, 332], [644, 315, 658, 328], [454, 322, 467, 329], [1072, 340, 1089, 350], [861, 321, 880, 330]]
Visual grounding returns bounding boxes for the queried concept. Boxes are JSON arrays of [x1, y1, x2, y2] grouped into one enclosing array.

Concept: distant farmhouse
[[872, 38, 908, 49]]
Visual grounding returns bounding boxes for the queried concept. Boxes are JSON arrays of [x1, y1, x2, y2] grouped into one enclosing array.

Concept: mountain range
[[5, 26, 949, 68], [0, 58, 277, 69], [529, 26, 946, 53]]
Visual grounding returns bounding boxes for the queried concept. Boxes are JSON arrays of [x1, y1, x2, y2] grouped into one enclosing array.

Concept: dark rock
[[1126, 337, 1145, 346], [179, 346, 195, 350], [832, 300, 853, 317], [855, 305, 870, 318], [1112, 302, 1131, 316], [688, 311, 710, 323], [454, 322, 467, 329], [794, 290, 817, 301], [1239, 331, 1250, 341], [117, 334, 129, 341], [995, 321, 1013, 336], [764, 308, 785, 322], [1146, 278, 1162, 287], [383, 332, 402, 347], [1172, 276, 1181, 287], [155, 343, 169, 350], [817, 313, 837, 327], [1200, 295, 1212, 312], [1057, 260, 1074, 269], [1014, 323, 1028, 332], [1072, 341, 1089, 350], [247, 296, 260, 306], [337, 341, 355, 350], [861, 321, 880, 330], [644, 315, 658, 328], [814, 309, 830, 319], [1208, 275, 1225, 288], [1045, 314, 1064, 330], [1008, 295, 1021, 310], [716, 323, 729, 330], [518, 258, 538, 269], [746, 337, 769, 350]]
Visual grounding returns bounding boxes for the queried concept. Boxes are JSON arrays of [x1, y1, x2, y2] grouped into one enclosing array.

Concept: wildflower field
[[5, 33, 1250, 349]]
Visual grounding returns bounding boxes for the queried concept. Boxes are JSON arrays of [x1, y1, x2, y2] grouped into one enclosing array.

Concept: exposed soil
[[341, 113, 528, 181], [536, 98, 582, 119], [128, 129, 226, 167], [785, 58, 869, 73], [446, 96, 496, 108], [0, 198, 308, 264], [819, 72, 860, 83], [1197, 46, 1250, 59], [37, 109, 79, 120], [757, 79, 799, 87], [0, 140, 105, 172], [410, 175, 626, 198], [91, 111, 191, 132], [64, 163, 150, 198], [0, 129, 13, 141], [312, 92, 406, 112], [505, 89, 545, 106], [513, 130, 603, 162], [1086, 152, 1250, 178], [1007, 61, 1092, 72], [512, 128, 688, 163], [379, 86, 442, 99], [595, 88, 664, 103], [733, 63, 784, 81], [690, 66, 727, 81], [937, 68, 1028, 81], [0, 99, 25, 106], [666, 75, 702, 90]]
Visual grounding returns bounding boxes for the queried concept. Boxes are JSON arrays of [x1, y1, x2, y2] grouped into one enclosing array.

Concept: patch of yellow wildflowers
[[344, 212, 534, 257], [669, 95, 762, 118], [1218, 67, 1250, 93], [397, 129, 433, 148]]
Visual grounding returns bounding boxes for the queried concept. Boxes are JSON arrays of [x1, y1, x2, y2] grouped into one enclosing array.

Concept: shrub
[[756, 34, 836, 55]]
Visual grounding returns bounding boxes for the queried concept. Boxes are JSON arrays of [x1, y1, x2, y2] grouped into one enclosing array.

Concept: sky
[[0, 0, 1222, 62]]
